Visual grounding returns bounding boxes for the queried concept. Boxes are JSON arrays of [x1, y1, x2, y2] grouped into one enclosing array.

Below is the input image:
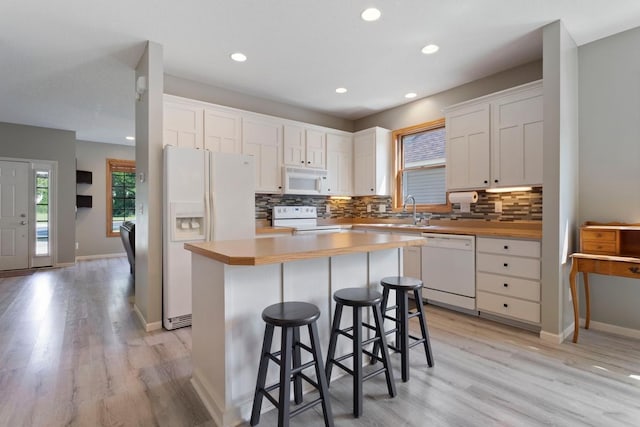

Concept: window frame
[[106, 158, 136, 237], [392, 118, 451, 213]]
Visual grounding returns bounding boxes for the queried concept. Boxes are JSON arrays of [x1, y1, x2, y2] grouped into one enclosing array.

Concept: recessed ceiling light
[[361, 8, 381, 21], [421, 44, 439, 54], [335, 87, 347, 94], [405, 93, 417, 99], [125, 136, 135, 141], [230, 52, 247, 62]]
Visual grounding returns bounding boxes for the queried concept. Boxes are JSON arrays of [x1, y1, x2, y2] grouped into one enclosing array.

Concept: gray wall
[[541, 21, 580, 338], [164, 74, 353, 132], [134, 41, 164, 330], [75, 140, 135, 257], [354, 60, 542, 131], [578, 26, 640, 330], [0, 122, 76, 264]]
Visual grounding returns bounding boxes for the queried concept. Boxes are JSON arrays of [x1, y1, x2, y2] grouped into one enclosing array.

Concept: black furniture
[[373, 276, 434, 382], [325, 288, 396, 418], [119, 221, 135, 276], [250, 302, 333, 427]]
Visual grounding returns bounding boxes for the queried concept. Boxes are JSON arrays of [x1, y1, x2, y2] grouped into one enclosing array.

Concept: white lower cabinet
[[476, 237, 541, 324], [402, 245, 421, 279]]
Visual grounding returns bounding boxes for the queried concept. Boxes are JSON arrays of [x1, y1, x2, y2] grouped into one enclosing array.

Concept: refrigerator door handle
[[204, 193, 211, 241]]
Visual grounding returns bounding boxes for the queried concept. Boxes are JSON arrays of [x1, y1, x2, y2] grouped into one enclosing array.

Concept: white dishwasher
[[421, 233, 477, 312]]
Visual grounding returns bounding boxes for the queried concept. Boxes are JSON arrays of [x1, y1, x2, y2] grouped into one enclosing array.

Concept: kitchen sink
[[367, 223, 435, 229]]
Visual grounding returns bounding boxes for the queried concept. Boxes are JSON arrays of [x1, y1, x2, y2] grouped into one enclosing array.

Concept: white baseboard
[[539, 330, 563, 344], [580, 318, 640, 340], [55, 262, 75, 268], [133, 303, 163, 332], [75, 252, 126, 261]]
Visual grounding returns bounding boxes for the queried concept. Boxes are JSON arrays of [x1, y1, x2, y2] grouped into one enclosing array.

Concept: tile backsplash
[[256, 187, 542, 223]]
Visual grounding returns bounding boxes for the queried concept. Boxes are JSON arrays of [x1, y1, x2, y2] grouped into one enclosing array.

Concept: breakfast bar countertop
[[185, 232, 426, 266]]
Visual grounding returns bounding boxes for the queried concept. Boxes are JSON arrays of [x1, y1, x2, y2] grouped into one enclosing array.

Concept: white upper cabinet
[[445, 103, 491, 190], [491, 84, 543, 187], [444, 81, 543, 191], [204, 107, 242, 153], [353, 127, 391, 196], [283, 125, 326, 169], [325, 133, 353, 195], [163, 99, 203, 148], [242, 117, 283, 193]]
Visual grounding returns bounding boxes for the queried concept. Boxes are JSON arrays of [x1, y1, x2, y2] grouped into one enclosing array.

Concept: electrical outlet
[[495, 201, 503, 213], [378, 204, 386, 213], [325, 204, 331, 214], [366, 204, 372, 213]]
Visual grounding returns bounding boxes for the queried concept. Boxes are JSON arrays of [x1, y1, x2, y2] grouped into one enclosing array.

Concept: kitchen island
[[184, 232, 426, 427]]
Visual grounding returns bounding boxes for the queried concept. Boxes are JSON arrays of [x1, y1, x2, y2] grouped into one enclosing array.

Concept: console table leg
[[583, 273, 591, 330], [569, 258, 580, 343]]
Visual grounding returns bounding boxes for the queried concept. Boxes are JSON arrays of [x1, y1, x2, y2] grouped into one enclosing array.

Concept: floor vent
[[169, 314, 192, 329]]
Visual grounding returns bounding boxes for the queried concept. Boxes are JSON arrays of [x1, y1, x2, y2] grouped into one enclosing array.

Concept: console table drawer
[[581, 240, 617, 255], [581, 229, 616, 242]]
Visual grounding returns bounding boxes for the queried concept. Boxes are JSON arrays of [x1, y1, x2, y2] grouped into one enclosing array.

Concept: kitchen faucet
[[403, 194, 418, 224]]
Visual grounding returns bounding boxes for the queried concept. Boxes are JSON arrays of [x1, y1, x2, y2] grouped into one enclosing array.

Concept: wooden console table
[[569, 222, 640, 343]]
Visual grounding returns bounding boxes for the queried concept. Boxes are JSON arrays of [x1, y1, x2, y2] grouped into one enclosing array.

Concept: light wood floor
[[1, 258, 639, 426]]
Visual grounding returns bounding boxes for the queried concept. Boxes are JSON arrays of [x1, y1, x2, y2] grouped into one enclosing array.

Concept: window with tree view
[[35, 171, 50, 255], [106, 159, 136, 237], [392, 118, 450, 212]]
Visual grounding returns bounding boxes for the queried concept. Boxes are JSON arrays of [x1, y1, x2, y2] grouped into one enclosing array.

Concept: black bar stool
[[250, 302, 333, 427], [373, 276, 434, 382], [325, 288, 396, 418]]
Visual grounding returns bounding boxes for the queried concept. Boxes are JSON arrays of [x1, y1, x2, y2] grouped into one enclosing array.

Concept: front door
[[0, 160, 29, 270]]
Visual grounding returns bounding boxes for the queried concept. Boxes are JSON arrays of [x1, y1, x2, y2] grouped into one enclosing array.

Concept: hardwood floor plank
[[2, 258, 640, 426]]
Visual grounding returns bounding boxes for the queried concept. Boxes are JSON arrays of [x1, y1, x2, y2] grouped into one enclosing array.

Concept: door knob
[[20, 220, 27, 225], [20, 213, 27, 217]]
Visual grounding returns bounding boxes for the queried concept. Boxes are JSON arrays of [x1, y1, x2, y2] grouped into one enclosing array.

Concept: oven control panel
[[273, 205, 317, 220]]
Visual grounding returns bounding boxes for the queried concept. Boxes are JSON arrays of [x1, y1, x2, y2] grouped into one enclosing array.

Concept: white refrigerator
[[163, 146, 255, 330]]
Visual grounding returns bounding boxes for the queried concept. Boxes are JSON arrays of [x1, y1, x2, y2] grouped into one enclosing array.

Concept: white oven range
[[272, 206, 346, 234]]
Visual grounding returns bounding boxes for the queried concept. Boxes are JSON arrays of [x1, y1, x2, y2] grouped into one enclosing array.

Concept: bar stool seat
[[325, 288, 396, 418], [373, 276, 434, 382], [251, 301, 333, 427]]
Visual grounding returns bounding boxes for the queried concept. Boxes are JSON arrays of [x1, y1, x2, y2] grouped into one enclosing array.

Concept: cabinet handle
[[484, 180, 488, 184], [300, 160, 304, 163], [503, 283, 508, 287], [307, 161, 311, 164], [494, 179, 499, 183], [503, 245, 509, 250], [370, 188, 374, 192], [503, 263, 508, 268], [278, 186, 282, 189], [503, 303, 508, 308]]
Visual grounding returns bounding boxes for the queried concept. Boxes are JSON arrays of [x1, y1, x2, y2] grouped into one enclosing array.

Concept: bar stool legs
[[374, 276, 434, 382], [325, 288, 396, 418], [250, 302, 333, 427]]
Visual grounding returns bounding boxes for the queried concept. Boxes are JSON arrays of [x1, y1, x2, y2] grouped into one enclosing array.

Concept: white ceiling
[[2, 1, 640, 145]]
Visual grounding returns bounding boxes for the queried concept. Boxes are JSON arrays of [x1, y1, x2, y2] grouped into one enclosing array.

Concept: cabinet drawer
[[477, 237, 540, 257], [477, 253, 540, 280], [581, 229, 616, 243], [477, 291, 540, 323], [581, 240, 617, 255], [476, 272, 540, 302]]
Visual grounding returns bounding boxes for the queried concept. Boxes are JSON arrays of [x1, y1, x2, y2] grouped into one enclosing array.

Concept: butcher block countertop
[[185, 232, 425, 266], [351, 219, 542, 239]]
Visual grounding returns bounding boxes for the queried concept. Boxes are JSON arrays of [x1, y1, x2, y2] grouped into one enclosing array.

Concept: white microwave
[[282, 166, 328, 195]]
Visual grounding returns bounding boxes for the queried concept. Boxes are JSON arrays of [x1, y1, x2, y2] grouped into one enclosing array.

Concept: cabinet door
[[445, 103, 490, 190], [403, 245, 421, 279], [163, 102, 203, 148], [353, 131, 375, 195], [242, 118, 282, 193], [204, 108, 241, 153], [283, 125, 305, 166], [491, 86, 543, 187], [305, 129, 326, 169], [326, 133, 352, 195]]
